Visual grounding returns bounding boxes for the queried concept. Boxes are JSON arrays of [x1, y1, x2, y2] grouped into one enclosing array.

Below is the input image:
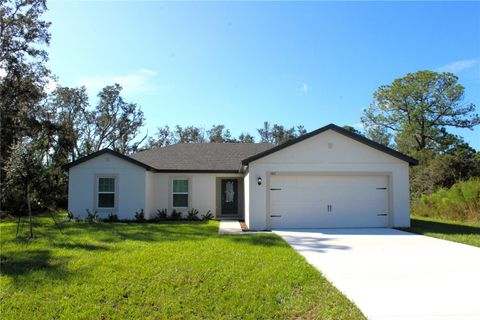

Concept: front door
[[221, 179, 238, 215]]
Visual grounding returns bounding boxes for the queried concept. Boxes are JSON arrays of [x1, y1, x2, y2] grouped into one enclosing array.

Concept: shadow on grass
[[61, 220, 220, 243], [406, 218, 480, 236], [224, 233, 289, 247], [0, 249, 71, 283], [53, 242, 111, 251]]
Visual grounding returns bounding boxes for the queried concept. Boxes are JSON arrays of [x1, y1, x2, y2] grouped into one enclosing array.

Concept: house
[[65, 124, 418, 230]]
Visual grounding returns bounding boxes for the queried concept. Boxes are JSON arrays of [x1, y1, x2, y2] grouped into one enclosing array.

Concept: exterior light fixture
[[257, 177, 262, 185]]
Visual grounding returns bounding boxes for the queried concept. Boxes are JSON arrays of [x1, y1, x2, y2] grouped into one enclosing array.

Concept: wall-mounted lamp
[[257, 177, 262, 186]]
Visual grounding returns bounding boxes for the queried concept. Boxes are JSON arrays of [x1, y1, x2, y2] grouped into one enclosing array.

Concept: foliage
[[2, 138, 46, 237], [404, 216, 480, 248], [186, 208, 200, 220], [411, 178, 480, 223], [342, 125, 362, 135], [154, 208, 168, 221], [134, 208, 145, 222], [0, 0, 51, 212], [85, 209, 99, 222], [170, 209, 181, 220], [207, 125, 234, 142], [67, 211, 75, 221], [0, 216, 365, 319], [105, 212, 119, 222], [202, 210, 214, 220], [257, 121, 307, 145], [361, 70, 479, 156]]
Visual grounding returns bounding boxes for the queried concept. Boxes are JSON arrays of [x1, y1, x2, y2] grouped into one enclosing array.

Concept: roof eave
[[241, 123, 419, 166]]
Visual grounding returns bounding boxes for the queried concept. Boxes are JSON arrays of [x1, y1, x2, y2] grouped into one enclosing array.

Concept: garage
[[269, 175, 389, 229], [241, 124, 418, 230]]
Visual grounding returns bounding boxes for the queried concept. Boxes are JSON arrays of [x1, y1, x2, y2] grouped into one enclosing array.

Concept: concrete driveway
[[274, 228, 480, 320]]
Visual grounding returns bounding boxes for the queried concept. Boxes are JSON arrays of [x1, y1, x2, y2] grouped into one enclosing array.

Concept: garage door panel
[[270, 175, 388, 229]]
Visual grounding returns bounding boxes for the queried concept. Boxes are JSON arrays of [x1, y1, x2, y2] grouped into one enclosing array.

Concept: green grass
[[404, 216, 480, 248], [0, 215, 364, 320]]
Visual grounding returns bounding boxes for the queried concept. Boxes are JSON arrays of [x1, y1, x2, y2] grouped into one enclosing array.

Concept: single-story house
[[65, 123, 418, 230]]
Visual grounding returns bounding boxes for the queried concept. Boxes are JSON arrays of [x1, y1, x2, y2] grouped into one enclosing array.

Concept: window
[[98, 177, 115, 208], [172, 179, 189, 207]]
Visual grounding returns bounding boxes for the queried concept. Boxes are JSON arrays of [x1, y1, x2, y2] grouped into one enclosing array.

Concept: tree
[[0, 0, 51, 199], [364, 125, 392, 147], [174, 125, 205, 143], [257, 121, 307, 144], [257, 121, 273, 143], [48, 86, 90, 162], [361, 71, 479, 156], [207, 125, 233, 143], [342, 125, 362, 135], [237, 132, 255, 143], [86, 84, 145, 154], [3, 138, 44, 237], [145, 125, 174, 149]]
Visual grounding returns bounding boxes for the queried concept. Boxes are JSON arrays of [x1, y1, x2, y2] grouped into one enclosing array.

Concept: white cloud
[[299, 82, 309, 95], [75, 68, 158, 96], [437, 58, 478, 73]]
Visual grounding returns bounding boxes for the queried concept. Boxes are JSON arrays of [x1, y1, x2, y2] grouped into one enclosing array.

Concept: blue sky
[[45, 1, 480, 149]]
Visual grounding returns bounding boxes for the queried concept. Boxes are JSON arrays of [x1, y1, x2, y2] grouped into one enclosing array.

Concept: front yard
[[406, 216, 480, 248], [0, 216, 364, 319]]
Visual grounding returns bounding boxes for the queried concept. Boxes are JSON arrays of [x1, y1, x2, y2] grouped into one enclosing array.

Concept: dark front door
[[221, 179, 238, 215]]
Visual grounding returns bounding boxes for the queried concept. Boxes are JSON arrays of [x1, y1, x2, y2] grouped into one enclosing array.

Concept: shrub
[[152, 208, 167, 222], [67, 211, 75, 221], [202, 210, 214, 220], [170, 209, 181, 220], [105, 212, 119, 222], [186, 208, 199, 220], [85, 209, 99, 222], [134, 209, 145, 222], [412, 178, 480, 223]]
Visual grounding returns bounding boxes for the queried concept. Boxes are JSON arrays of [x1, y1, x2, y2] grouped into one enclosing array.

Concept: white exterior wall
[[244, 171, 251, 227], [246, 129, 411, 230], [145, 173, 243, 218], [68, 154, 147, 220]]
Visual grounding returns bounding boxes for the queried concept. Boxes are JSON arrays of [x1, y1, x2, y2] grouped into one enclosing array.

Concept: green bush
[[412, 178, 480, 223], [134, 209, 145, 222]]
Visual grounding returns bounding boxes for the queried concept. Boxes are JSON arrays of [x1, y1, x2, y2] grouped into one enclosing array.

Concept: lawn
[[405, 216, 480, 248], [0, 215, 364, 320]]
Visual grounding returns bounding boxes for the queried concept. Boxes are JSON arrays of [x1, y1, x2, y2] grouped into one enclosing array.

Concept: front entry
[[221, 179, 238, 214]]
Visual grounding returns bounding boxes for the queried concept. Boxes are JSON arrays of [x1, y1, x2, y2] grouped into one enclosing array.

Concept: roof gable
[[63, 149, 154, 171], [241, 124, 418, 166]]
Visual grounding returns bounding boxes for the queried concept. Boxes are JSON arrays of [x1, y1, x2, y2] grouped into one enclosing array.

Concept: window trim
[[95, 175, 118, 211], [171, 178, 190, 209]]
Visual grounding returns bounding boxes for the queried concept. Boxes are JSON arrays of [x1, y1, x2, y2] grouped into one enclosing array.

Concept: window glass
[[98, 177, 115, 208], [98, 193, 115, 208], [98, 177, 115, 192], [173, 194, 188, 207], [173, 180, 188, 193]]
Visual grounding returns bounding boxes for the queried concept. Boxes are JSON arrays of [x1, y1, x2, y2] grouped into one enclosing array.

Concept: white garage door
[[270, 175, 389, 229]]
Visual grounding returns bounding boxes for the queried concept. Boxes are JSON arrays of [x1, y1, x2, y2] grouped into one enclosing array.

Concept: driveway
[[274, 228, 480, 320]]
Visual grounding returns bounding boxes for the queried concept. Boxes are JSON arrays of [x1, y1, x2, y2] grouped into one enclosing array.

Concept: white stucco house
[[65, 124, 418, 230]]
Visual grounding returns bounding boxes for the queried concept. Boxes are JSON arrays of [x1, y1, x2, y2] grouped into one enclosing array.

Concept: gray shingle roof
[[130, 143, 274, 172]]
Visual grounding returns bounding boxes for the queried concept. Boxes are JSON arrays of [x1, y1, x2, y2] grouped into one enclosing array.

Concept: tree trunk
[[27, 184, 33, 238]]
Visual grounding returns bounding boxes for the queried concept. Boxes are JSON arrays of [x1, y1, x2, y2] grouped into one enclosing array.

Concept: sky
[[45, 1, 480, 149]]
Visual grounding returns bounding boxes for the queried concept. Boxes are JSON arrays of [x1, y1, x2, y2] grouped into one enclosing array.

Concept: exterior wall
[[244, 172, 251, 226], [245, 129, 411, 230], [68, 153, 147, 220], [145, 173, 244, 219]]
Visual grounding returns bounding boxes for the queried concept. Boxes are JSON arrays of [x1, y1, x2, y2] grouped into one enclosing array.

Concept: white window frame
[[171, 178, 190, 208], [96, 176, 117, 210]]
